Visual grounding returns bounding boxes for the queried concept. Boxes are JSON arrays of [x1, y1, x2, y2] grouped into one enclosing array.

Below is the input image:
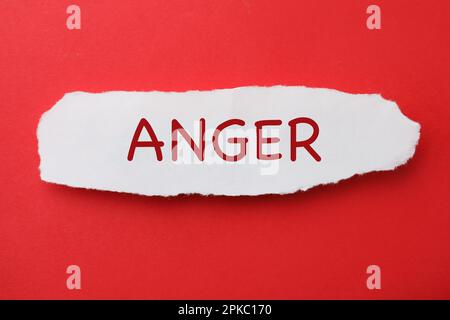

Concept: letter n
[[171, 118, 205, 161]]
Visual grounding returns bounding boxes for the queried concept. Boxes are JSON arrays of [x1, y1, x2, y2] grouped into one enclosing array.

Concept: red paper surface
[[0, 0, 449, 299]]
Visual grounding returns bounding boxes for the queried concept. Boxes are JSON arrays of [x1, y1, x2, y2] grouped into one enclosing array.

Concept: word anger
[[127, 117, 321, 163]]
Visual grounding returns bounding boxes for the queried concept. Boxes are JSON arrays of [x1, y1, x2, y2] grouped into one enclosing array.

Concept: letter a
[[366, 265, 381, 290], [366, 5, 381, 30], [66, 5, 81, 30], [128, 118, 165, 161], [66, 265, 81, 290]]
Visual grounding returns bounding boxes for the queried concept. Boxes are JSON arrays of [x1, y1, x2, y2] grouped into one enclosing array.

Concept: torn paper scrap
[[37, 86, 420, 196]]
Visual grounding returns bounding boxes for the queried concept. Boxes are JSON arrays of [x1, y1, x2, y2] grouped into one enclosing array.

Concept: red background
[[1, 0, 449, 299]]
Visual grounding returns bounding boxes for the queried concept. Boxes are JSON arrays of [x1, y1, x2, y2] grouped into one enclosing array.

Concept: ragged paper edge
[[37, 85, 421, 197], [278, 92, 421, 196]]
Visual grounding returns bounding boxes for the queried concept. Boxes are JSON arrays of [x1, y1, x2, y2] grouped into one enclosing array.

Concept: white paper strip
[[37, 86, 420, 196]]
